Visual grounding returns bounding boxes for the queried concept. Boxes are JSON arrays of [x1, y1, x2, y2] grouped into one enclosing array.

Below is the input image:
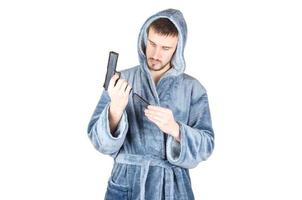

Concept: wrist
[[109, 103, 124, 117], [171, 122, 180, 142], [109, 102, 124, 114]]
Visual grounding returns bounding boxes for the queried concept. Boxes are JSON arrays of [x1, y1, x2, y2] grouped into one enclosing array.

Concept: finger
[[145, 107, 167, 118], [119, 81, 129, 92], [125, 84, 132, 94], [114, 79, 126, 90], [145, 112, 162, 123], [146, 114, 161, 126], [144, 109, 162, 118], [150, 106, 172, 116], [115, 72, 121, 77], [108, 74, 120, 90], [147, 105, 167, 113]]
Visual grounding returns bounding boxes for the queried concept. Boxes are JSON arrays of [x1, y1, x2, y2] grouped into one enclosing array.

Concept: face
[[146, 27, 178, 72]]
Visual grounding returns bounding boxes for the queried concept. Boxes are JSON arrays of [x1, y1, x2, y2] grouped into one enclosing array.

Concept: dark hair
[[147, 18, 178, 37]]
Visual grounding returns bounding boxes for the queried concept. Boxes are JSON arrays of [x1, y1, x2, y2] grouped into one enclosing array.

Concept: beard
[[147, 58, 170, 72]]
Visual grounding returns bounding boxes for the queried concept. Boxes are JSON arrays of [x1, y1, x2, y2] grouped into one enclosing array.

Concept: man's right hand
[[108, 73, 132, 115]]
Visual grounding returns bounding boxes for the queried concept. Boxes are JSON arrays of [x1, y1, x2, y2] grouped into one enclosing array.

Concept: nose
[[152, 47, 161, 60]]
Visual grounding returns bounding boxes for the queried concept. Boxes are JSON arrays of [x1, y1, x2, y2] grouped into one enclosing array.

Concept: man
[[88, 8, 214, 200]]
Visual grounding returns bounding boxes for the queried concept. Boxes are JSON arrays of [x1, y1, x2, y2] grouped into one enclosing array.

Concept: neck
[[150, 65, 171, 85]]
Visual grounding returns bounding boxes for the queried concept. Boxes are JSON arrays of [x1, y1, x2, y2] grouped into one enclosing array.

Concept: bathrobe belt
[[115, 153, 175, 200]]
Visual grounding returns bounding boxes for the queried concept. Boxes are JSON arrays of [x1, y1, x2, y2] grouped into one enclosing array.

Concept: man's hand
[[144, 105, 180, 142], [108, 73, 132, 113], [108, 73, 132, 134]]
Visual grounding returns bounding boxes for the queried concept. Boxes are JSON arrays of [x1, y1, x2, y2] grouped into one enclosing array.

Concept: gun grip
[[103, 51, 119, 90]]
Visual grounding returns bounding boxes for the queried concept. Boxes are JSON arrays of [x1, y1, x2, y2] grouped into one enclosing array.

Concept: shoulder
[[180, 73, 207, 95], [119, 65, 140, 78]]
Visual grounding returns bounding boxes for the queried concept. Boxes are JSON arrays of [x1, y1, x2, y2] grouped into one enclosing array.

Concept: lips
[[149, 58, 161, 65]]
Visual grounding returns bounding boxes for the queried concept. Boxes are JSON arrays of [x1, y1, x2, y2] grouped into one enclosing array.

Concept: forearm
[[88, 103, 129, 156], [171, 121, 181, 142], [109, 104, 124, 135]]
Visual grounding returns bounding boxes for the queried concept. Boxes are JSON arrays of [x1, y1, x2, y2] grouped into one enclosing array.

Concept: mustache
[[149, 58, 161, 62]]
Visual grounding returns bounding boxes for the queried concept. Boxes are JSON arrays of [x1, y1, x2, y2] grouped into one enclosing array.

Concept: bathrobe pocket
[[105, 179, 129, 200]]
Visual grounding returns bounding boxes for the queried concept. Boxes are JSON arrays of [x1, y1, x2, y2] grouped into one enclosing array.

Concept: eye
[[162, 47, 170, 51], [148, 40, 156, 47]]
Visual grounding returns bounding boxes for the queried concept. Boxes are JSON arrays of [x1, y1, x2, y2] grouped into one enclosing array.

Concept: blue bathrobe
[[88, 9, 214, 200]]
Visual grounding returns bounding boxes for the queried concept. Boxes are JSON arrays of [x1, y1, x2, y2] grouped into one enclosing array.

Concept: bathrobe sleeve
[[87, 90, 129, 157], [166, 81, 214, 168]]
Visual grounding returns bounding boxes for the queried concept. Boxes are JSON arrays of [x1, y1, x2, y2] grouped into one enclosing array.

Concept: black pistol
[[103, 51, 150, 109], [103, 51, 119, 90]]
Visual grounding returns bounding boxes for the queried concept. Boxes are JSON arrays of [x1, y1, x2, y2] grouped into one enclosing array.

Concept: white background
[[1, 0, 301, 199]]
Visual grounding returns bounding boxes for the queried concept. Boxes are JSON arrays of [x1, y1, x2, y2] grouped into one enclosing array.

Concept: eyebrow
[[148, 39, 173, 49]]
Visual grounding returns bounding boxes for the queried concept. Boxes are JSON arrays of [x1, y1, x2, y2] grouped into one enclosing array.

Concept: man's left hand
[[144, 105, 180, 142]]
